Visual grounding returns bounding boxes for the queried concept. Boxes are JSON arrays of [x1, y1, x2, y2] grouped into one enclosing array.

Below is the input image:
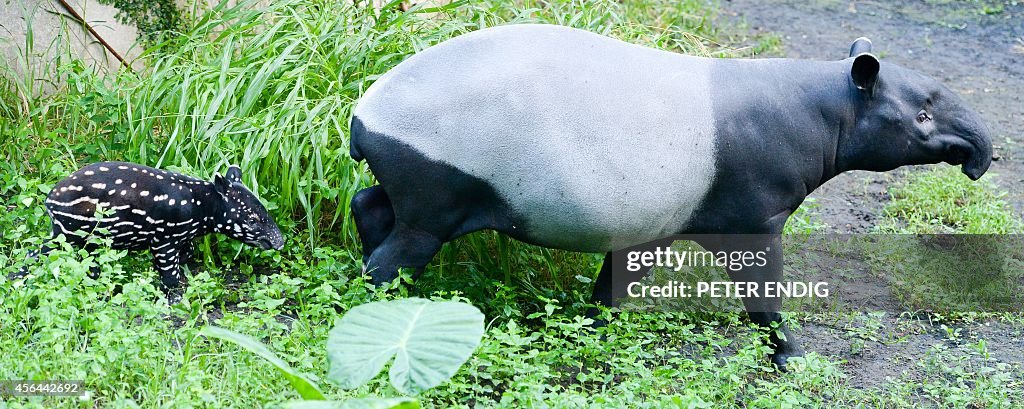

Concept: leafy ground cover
[[1, 0, 1021, 408]]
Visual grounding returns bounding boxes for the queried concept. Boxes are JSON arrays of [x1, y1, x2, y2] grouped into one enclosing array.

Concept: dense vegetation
[[1, 0, 1021, 407]]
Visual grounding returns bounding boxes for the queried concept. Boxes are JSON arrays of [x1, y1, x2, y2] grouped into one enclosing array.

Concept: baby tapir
[[35, 162, 284, 289], [348, 25, 993, 369]]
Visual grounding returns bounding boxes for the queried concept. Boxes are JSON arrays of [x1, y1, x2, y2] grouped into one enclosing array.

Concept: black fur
[[350, 118, 520, 284]]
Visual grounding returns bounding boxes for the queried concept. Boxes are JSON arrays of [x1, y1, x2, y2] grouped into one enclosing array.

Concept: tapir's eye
[[916, 110, 932, 123]]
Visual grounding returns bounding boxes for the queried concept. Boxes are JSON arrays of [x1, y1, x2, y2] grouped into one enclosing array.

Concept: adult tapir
[[348, 24, 992, 369]]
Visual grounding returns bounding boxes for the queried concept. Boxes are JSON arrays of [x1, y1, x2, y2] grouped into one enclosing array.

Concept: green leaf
[[327, 298, 485, 395], [283, 398, 420, 409], [200, 326, 326, 400]]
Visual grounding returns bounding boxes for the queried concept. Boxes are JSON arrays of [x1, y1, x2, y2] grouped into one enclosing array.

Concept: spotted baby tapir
[[38, 161, 284, 289]]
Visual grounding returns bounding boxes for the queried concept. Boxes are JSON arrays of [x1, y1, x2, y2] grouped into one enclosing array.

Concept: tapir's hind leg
[[354, 127, 514, 286], [351, 185, 396, 261], [364, 224, 443, 285], [361, 196, 510, 286]]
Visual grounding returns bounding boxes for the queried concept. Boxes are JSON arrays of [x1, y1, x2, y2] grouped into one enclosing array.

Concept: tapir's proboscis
[[348, 24, 993, 369]]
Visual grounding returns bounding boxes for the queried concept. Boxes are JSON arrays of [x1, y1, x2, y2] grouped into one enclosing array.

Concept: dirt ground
[[721, 0, 1024, 231], [719, 0, 1024, 391]]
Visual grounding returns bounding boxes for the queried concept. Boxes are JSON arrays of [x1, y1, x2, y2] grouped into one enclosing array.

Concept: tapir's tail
[[349, 116, 367, 162]]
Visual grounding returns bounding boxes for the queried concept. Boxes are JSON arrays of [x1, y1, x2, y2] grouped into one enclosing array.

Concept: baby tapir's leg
[[11, 244, 52, 279], [151, 240, 185, 290], [176, 240, 202, 273], [178, 241, 196, 264], [12, 230, 70, 279]]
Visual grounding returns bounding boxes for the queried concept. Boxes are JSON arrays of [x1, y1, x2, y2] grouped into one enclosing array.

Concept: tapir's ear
[[849, 37, 872, 57], [851, 53, 879, 95], [225, 165, 242, 183], [214, 172, 230, 194]]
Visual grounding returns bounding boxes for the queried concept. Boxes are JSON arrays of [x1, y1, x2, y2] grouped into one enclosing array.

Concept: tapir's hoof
[[584, 307, 609, 328], [770, 353, 793, 372], [166, 292, 183, 305], [8, 269, 29, 281], [769, 348, 805, 372], [585, 316, 609, 342], [88, 265, 102, 280]]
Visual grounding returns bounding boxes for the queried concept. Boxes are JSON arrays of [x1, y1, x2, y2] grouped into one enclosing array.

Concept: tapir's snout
[[268, 227, 285, 251], [957, 115, 994, 181], [255, 223, 285, 251], [961, 142, 992, 181]]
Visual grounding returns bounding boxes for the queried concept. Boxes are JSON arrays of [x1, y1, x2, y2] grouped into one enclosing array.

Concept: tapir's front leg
[[178, 240, 195, 262], [151, 241, 184, 290], [716, 234, 804, 370]]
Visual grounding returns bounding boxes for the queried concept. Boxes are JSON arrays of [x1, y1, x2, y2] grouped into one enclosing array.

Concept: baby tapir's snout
[[36, 161, 283, 290]]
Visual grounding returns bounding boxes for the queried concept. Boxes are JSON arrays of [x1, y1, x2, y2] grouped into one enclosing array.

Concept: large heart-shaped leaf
[[327, 298, 484, 395], [200, 326, 326, 400]]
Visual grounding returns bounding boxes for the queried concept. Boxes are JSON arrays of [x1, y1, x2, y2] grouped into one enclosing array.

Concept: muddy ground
[[719, 0, 1024, 392]]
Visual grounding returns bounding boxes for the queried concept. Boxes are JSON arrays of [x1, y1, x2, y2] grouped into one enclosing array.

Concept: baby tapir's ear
[[214, 172, 231, 195], [849, 37, 872, 58], [225, 165, 242, 183], [851, 53, 879, 95]]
